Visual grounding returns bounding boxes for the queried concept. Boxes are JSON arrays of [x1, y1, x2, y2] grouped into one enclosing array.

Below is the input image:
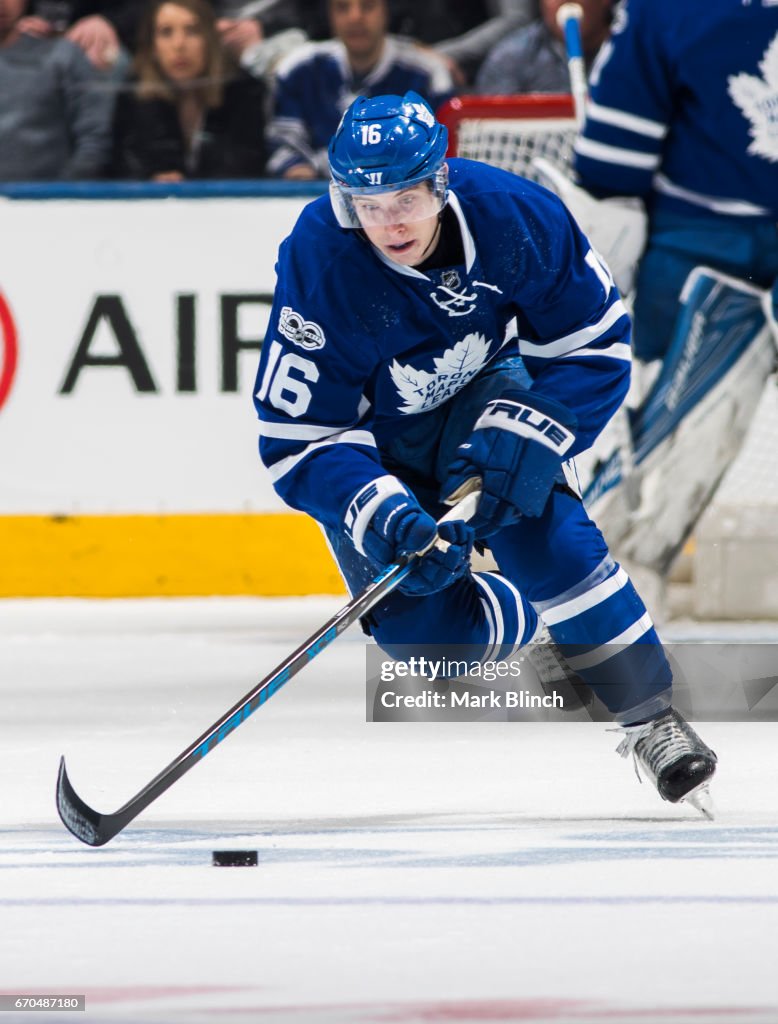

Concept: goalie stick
[[556, 3, 586, 126], [56, 486, 481, 847]]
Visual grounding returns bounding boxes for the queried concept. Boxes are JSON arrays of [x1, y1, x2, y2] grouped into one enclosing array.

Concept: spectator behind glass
[[475, 0, 612, 95], [389, 0, 536, 88], [266, 0, 455, 180], [18, 0, 135, 71], [110, 0, 266, 180], [21, 0, 303, 74], [0, 0, 114, 179]]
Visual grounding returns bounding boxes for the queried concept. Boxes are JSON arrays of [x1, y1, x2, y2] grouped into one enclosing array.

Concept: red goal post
[[436, 94, 577, 182]]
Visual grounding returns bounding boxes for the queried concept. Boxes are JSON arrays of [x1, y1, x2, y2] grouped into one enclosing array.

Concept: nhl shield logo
[[0, 291, 18, 414]]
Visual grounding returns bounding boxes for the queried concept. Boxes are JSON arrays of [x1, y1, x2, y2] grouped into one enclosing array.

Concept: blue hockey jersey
[[574, 0, 778, 220], [254, 159, 632, 531]]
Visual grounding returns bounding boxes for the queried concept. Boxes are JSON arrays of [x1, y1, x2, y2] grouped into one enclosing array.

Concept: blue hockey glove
[[345, 478, 474, 595], [441, 390, 578, 536]]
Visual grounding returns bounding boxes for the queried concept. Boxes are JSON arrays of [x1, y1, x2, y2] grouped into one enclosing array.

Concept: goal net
[[437, 94, 577, 183], [437, 94, 778, 621]]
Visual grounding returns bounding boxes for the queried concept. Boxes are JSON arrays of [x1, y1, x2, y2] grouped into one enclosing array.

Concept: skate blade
[[684, 784, 715, 821]]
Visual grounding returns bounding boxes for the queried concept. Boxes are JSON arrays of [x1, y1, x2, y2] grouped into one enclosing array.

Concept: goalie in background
[[573, 0, 777, 365], [545, 0, 778, 591], [253, 90, 718, 816]]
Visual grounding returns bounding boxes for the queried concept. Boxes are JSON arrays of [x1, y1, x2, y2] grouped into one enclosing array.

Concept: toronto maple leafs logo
[[389, 333, 492, 414], [727, 32, 778, 163], [411, 102, 435, 127]]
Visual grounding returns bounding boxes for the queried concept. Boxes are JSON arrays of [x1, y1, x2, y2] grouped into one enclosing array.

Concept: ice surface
[[1, 598, 778, 1023]]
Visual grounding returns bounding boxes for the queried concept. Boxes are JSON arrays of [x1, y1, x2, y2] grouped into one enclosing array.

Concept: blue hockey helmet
[[328, 92, 449, 229]]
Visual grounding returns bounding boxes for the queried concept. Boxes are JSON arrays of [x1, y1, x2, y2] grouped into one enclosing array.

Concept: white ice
[[2, 597, 778, 1024]]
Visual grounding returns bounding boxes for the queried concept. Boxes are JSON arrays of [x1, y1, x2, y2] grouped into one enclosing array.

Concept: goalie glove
[[441, 390, 578, 537], [345, 476, 474, 596]]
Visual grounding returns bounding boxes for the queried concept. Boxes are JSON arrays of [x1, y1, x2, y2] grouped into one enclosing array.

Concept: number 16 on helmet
[[328, 92, 449, 230]]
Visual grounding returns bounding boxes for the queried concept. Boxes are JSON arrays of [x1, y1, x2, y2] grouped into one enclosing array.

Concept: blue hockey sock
[[534, 556, 672, 720]]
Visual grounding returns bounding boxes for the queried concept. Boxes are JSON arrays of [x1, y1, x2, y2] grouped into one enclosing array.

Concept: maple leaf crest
[[727, 32, 778, 163], [389, 333, 492, 414]]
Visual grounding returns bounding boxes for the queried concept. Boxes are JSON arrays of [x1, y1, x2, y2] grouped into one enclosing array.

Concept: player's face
[[353, 184, 441, 265], [153, 3, 207, 82]]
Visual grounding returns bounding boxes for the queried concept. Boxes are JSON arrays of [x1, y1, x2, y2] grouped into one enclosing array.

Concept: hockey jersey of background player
[[254, 159, 632, 532], [574, 0, 778, 222], [266, 37, 455, 177]]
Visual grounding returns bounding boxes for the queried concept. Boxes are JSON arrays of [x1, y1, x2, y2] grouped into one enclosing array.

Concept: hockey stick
[[556, 3, 586, 126], [556, 2, 642, 507], [56, 486, 481, 847]]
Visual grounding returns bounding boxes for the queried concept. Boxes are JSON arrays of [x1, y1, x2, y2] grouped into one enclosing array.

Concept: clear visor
[[330, 167, 448, 230]]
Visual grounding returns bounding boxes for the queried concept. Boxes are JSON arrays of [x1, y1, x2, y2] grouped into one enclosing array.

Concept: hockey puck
[[212, 850, 258, 867]]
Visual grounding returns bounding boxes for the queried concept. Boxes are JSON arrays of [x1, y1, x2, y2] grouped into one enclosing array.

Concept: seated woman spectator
[[111, 0, 266, 180]]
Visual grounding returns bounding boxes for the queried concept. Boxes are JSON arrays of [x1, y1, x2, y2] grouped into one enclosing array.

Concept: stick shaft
[[57, 489, 480, 845], [557, 3, 587, 126]]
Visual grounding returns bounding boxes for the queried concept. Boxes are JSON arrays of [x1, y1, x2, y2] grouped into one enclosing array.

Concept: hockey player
[[573, 0, 778, 363], [253, 91, 717, 814]]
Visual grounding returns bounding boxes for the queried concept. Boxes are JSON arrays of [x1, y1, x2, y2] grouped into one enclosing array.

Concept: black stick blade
[[56, 757, 115, 847]]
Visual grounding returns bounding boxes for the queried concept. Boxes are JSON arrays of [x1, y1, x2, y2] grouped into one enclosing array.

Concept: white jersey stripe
[[473, 574, 503, 663], [586, 101, 667, 139], [482, 571, 526, 656], [653, 173, 770, 217], [540, 567, 630, 626], [561, 342, 632, 363], [520, 300, 628, 360], [574, 136, 661, 170], [258, 419, 358, 441], [266, 429, 377, 482], [565, 612, 654, 671]]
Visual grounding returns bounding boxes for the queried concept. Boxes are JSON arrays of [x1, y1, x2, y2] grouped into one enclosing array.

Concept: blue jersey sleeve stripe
[[574, 137, 661, 170], [265, 429, 378, 483], [586, 101, 667, 140], [519, 299, 629, 359]]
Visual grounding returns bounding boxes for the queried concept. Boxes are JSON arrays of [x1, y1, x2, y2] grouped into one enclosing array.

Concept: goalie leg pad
[[585, 266, 777, 573]]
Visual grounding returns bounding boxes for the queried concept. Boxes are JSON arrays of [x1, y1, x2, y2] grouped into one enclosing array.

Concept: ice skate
[[615, 708, 717, 819]]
